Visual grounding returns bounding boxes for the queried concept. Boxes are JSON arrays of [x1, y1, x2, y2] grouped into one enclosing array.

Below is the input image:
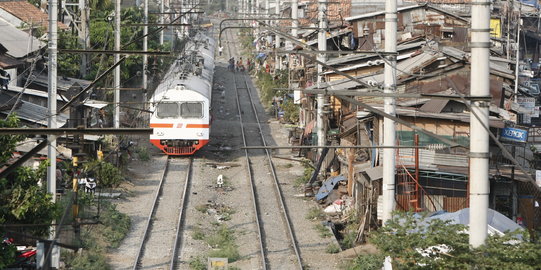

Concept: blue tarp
[[316, 175, 347, 201], [426, 208, 522, 235], [256, 52, 267, 59], [519, 0, 539, 8]]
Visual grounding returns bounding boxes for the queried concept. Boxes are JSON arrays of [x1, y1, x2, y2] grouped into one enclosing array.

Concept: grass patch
[[195, 204, 209, 213], [204, 225, 241, 262], [188, 256, 206, 270], [315, 223, 333, 238], [294, 161, 314, 187], [192, 226, 205, 240], [135, 146, 150, 161], [326, 243, 341, 254], [61, 200, 130, 269], [305, 207, 325, 220], [282, 163, 294, 168]]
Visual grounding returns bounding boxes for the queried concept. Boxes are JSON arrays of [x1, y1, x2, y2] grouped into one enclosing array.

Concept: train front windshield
[[180, 102, 203, 118], [157, 102, 179, 118]]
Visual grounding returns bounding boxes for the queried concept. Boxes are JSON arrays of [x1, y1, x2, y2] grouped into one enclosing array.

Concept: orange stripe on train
[[186, 124, 210, 128], [150, 123, 174, 128]]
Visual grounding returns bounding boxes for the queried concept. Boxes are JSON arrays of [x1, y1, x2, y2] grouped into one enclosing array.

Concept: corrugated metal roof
[[29, 73, 91, 92], [0, 19, 43, 58], [326, 41, 425, 66], [0, 53, 23, 68], [419, 99, 450, 113], [0, 92, 68, 126]]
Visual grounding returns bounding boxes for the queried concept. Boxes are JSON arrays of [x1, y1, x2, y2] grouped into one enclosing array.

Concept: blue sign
[[501, 127, 528, 143]]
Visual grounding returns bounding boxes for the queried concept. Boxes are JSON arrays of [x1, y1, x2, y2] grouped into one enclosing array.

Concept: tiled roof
[[0, 0, 68, 31], [299, 0, 352, 27]]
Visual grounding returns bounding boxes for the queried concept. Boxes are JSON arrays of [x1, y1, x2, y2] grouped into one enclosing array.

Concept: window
[[181, 102, 203, 118], [157, 102, 179, 118]]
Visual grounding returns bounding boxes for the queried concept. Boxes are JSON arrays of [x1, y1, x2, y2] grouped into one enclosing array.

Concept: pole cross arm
[[0, 128, 154, 135]]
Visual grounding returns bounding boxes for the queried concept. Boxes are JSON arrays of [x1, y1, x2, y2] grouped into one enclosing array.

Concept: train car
[[149, 32, 215, 155]]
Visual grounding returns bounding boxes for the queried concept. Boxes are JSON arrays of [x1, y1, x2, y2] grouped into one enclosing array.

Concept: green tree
[[346, 211, 541, 270], [0, 115, 59, 267], [83, 160, 123, 188]]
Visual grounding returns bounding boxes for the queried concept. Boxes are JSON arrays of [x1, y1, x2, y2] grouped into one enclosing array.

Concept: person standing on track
[[218, 46, 223, 56]]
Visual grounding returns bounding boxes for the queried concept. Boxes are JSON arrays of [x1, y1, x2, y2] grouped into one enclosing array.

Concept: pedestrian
[[218, 46, 223, 56], [0, 68, 10, 90]]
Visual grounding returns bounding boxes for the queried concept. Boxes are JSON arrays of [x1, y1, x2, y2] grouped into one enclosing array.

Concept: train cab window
[[157, 102, 179, 118], [180, 102, 203, 118]]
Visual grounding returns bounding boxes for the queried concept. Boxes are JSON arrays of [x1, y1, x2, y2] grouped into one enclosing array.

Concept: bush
[[188, 256, 206, 270], [84, 160, 124, 188], [100, 202, 131, 248], [326, 243, 341, 254]]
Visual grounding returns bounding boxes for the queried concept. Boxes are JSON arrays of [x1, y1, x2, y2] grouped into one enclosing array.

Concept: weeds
[[326, 243, 341, 254], [188, 256, 206, 270], [192, 226, 205, 240], [294, 161, 314, 187], [195, 204, 209, 213], [305, 207, 325, 220], [315, 223, 333, 238], [205, 225, 241, 262], [135, 146, 150, 161]]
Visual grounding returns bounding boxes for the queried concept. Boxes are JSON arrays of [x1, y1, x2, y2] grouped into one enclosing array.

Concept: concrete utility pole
[[316, 0, 327, 154], [274, 0, 280, 70], [160, 0, 164, 45], [291, 0, 298, 39], [469, 0, 491, 248], [47, 0, 59, 267], [47, 0, 58, 205], [381, 0, 397, 224], [79, 0, 90, 76], [513, 3, 522, 103], [114, 0, 120, 128], [143, 0, 148, 99]]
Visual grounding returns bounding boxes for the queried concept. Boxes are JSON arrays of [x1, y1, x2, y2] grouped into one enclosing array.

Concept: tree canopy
[[347, 211, 541, 270]]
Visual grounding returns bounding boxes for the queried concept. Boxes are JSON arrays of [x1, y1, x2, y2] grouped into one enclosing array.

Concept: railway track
[[132, 157, 193, 270], [225, 29, 304, 270]]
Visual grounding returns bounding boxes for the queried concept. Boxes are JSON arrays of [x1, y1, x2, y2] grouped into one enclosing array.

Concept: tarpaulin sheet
[[316, 175, 347, 201]]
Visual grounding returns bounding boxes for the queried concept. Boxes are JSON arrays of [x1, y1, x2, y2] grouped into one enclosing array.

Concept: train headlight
[[196, 132, 203, 137]]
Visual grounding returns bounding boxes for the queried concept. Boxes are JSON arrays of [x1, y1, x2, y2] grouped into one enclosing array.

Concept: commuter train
[[149, 31, 215, 155]]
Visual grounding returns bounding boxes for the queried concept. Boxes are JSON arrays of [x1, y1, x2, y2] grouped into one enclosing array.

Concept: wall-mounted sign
[[501, 127, 528, 143]]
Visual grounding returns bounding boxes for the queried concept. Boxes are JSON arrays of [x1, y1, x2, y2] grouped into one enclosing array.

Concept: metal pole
[[143, 0, 148, 100], [160, 0, 164, 45], [114, 0, 121, 128], [316, 0, 327, 154], [382, 0, 397, 224], [47, 0, 58, 267], [513, 3, 522, 103], [274, 0, 280, 70], [469, 0, 491, 248]]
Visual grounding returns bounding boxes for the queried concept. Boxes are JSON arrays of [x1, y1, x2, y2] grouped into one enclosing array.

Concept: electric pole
[[47, 0, 59, 267], [382, 0, 397, 224], [160, 0, 164, 45], [143, 0, 148, 101], [469, 0, 491, 248], [79, 0, 90, 77], [114, 0, 120, 128], [274, 0, 280, 70], [316, 0, 327, 154]]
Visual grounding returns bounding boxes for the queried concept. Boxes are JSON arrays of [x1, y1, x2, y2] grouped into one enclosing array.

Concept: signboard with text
[[500, 127, 528, 143]]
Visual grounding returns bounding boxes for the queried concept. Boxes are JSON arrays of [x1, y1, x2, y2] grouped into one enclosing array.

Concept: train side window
[[180, 102, 203, 118], [157, 102, 179, 118]]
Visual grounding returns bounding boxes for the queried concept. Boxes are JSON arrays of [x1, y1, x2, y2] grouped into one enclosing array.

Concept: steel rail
[[227, 29, 268, 270], [225, 25, 303, 269], [132, 157, 170, 270], [239, 74, 304, 269], [169, 157, 194, 270]]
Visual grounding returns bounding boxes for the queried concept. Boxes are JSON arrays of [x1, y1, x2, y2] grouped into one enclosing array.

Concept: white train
[[149, 32, 215, 155]]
